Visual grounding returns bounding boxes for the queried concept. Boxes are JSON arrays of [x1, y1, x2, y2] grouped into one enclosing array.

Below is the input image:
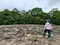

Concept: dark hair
[[47, 20, 51, 24]]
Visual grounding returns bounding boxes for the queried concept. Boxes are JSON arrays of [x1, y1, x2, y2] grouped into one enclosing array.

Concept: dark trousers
[[43, 29, 51, 38]]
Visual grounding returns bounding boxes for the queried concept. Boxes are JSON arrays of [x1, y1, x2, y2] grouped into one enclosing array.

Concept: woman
[[43, 20, 52, 38]]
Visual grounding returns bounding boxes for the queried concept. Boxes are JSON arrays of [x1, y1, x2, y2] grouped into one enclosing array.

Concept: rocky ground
[[0, 24, 60, 45]]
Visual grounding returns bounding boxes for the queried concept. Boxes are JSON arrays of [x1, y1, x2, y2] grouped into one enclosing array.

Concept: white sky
[[0, 0, 60, 12]]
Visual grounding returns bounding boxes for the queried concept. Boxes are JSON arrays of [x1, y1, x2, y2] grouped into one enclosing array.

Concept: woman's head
[[47, 19, 51, 24]]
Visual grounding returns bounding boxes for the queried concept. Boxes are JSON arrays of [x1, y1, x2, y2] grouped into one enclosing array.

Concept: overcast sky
[[0, 0, 60, 12]]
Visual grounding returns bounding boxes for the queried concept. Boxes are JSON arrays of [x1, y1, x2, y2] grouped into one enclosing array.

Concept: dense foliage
[[0, 7, 60, 25]]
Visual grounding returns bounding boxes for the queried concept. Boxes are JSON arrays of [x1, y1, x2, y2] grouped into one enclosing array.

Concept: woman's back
[[45, 22, 52, 30]]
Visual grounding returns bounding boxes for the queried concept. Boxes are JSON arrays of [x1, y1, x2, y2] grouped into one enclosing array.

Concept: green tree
[[49, 8, 60, 25], [31, 7, 43, 16], [0, 9, 11, 16], [11, 8, 20, 15]]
